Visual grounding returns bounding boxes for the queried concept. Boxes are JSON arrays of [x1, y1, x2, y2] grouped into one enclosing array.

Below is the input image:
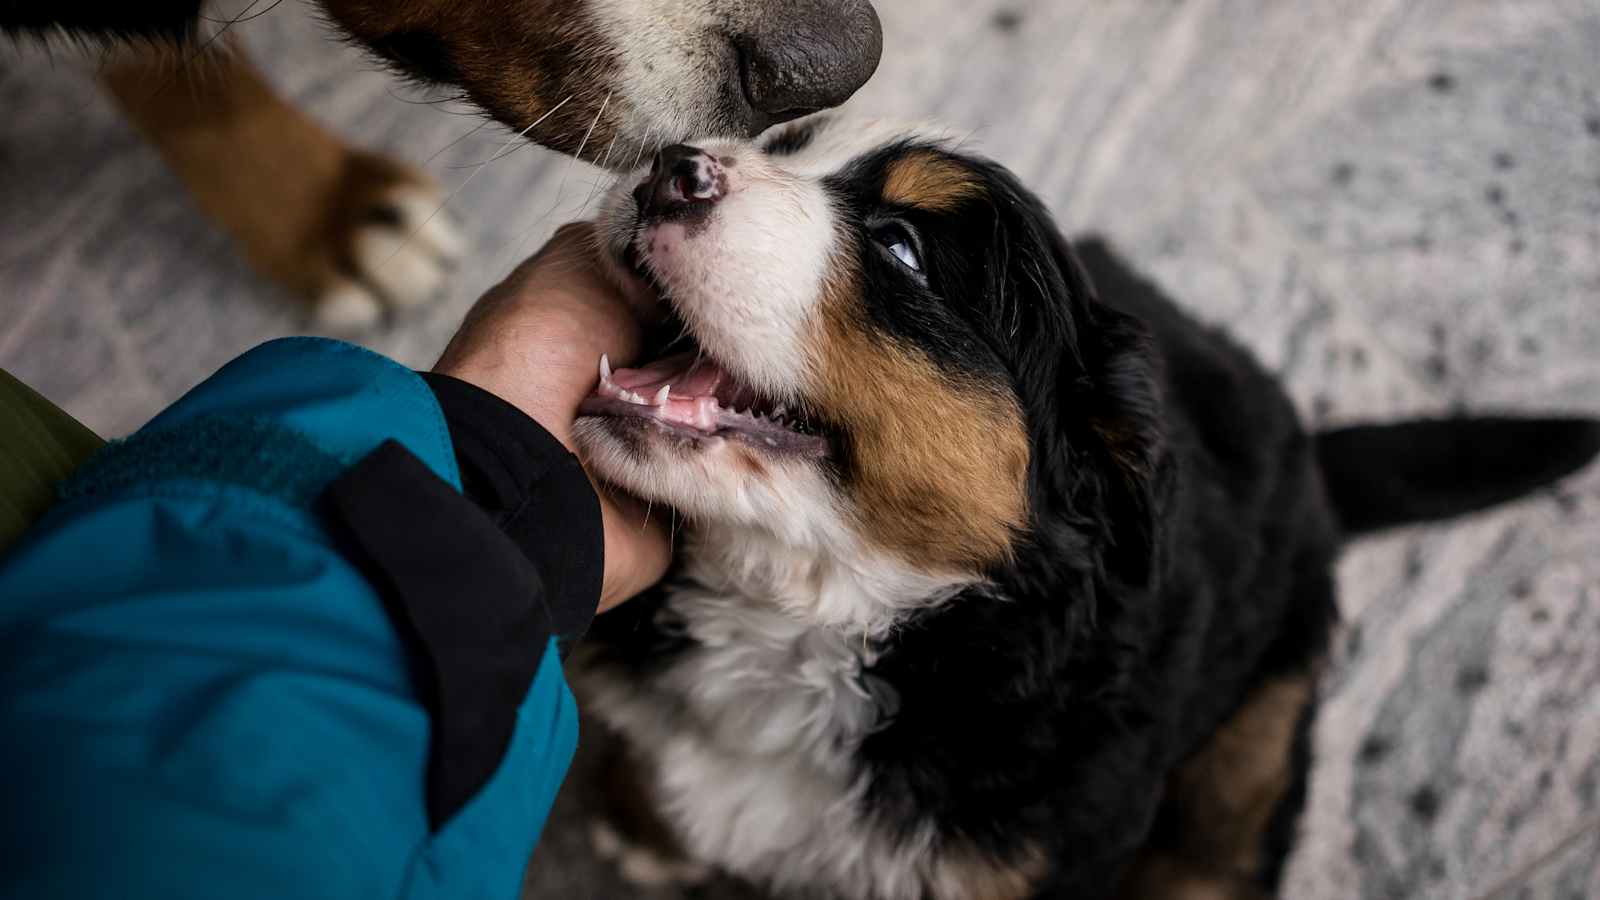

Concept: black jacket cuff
[[421, 371, 603, 647], [313, 373, 605, 830]]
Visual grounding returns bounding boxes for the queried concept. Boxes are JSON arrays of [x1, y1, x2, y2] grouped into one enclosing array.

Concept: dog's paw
[[309, 156, 465, 334], [590, 819, 712, 888]]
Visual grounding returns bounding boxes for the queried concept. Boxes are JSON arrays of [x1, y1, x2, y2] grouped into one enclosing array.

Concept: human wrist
[[436, 310, 638, 450]]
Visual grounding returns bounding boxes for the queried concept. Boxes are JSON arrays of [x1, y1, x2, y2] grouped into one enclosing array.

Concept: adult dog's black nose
[[635, 144, 724, 217], [736, 0, 883, 130]]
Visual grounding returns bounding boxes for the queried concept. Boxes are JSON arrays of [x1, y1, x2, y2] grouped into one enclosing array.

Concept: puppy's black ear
[[1033, 236, 1169, 589], [1078, 297, 1168, 586], [962, 160, 1168, 590]]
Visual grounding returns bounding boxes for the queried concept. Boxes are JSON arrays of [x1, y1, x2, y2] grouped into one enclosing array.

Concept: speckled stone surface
[[2, 1, 1597, 897]]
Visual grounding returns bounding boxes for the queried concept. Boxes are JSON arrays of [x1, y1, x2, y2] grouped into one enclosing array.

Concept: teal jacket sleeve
[[0, 338, 601, 900]]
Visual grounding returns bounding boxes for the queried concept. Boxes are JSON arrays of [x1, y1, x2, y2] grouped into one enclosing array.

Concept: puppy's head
[[319, 0, 882, 163], [578, 118, 1166, 629]]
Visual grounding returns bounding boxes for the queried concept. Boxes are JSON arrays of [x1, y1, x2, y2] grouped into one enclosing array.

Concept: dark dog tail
[[1315, 417, 1600, 536]]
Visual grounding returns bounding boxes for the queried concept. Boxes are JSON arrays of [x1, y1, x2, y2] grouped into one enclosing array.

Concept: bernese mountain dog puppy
[[569, 116, 1600, 900]]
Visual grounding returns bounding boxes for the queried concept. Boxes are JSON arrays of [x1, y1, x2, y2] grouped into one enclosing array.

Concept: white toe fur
[[313, 280, 385, 334], [348, 183, 465, 312], [385, 184, 468, 261]]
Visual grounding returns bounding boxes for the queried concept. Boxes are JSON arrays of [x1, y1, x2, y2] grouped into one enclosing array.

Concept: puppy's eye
[[872, 223, 922, 273]]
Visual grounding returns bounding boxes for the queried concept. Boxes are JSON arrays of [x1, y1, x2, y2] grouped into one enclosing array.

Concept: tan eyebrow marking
[[881, 151, 984, 212]]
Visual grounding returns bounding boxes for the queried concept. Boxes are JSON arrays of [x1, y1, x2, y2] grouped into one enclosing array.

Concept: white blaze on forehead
[[629, 141, 841, 401], [595, 119, 963, 404]]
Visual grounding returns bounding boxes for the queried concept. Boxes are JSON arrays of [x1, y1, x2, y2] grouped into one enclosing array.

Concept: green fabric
[[0, 370, 103, 553]]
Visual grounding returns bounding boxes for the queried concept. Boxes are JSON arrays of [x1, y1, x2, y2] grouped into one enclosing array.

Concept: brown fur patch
[[882, 150, 984, 212], [1118, 671, 1316, 898], [812, 257, 1029, 572], [1169, 673, 1312, 872], [931, 843, 1048, 900], [1115, 853, 1266, 900], [99, 40, 429, 302], [318, 0, 621, 156]]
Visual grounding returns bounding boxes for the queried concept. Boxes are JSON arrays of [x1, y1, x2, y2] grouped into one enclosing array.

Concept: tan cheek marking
[[812, 263, 1030, 572], [882, 151, 984, 212]]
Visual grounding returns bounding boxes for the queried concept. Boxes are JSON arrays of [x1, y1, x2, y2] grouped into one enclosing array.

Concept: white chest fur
[[576, 589, 968, 897], [575, 526, 1015, 900]]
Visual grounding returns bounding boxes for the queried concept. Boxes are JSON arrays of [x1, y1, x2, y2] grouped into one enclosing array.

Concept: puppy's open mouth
[[580, 350, 829, 457], [579, 243, 830, 458]]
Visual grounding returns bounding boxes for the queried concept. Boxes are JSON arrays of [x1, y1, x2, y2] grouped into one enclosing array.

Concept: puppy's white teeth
[[654, 385, 671, 406], [599, 353, 612, 380]]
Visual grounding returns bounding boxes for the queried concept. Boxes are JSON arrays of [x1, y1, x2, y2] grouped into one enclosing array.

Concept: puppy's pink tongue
[[589, 351, 733, 431], [607, 352, 723, 396]]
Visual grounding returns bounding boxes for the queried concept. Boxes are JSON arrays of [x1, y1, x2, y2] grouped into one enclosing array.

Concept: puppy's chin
[[574, 415, 841, 547]]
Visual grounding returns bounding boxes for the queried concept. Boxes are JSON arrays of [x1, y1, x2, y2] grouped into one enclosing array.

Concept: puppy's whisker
[[422, 117, 492, 166], [139, 0, 279, 104], [578, 131, 621, 216], [385, 87, 476, 113], [504, 91, 610, 267], [446, 94, 574, 169], [630, 126, 656, 172], [382, 95, 575, 268], [198, 0, 282, 25], [660, 330, 697, 354]]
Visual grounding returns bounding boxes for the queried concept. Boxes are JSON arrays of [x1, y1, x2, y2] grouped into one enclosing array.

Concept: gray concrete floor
[[4, 1, 1599, 897]]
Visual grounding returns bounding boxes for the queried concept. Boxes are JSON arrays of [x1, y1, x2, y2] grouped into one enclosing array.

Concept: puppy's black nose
[[635, 144, 723, 217], [736, 0, 883, 129]]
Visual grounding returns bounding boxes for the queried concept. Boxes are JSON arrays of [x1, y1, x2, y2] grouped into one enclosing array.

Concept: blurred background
[[3, 1, 1598, 897]]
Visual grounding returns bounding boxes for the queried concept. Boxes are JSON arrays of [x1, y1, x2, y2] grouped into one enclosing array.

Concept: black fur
[[588, 142, 1600, 897], [822, 155, 1352, 891], [1, 1, 205, 44], [1316, 417, 1600, 535], [364, 29, 462, 86], [761, 118, 822, 157]]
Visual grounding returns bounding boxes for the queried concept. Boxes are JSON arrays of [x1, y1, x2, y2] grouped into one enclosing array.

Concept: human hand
[[434, 223, 670, 612]]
